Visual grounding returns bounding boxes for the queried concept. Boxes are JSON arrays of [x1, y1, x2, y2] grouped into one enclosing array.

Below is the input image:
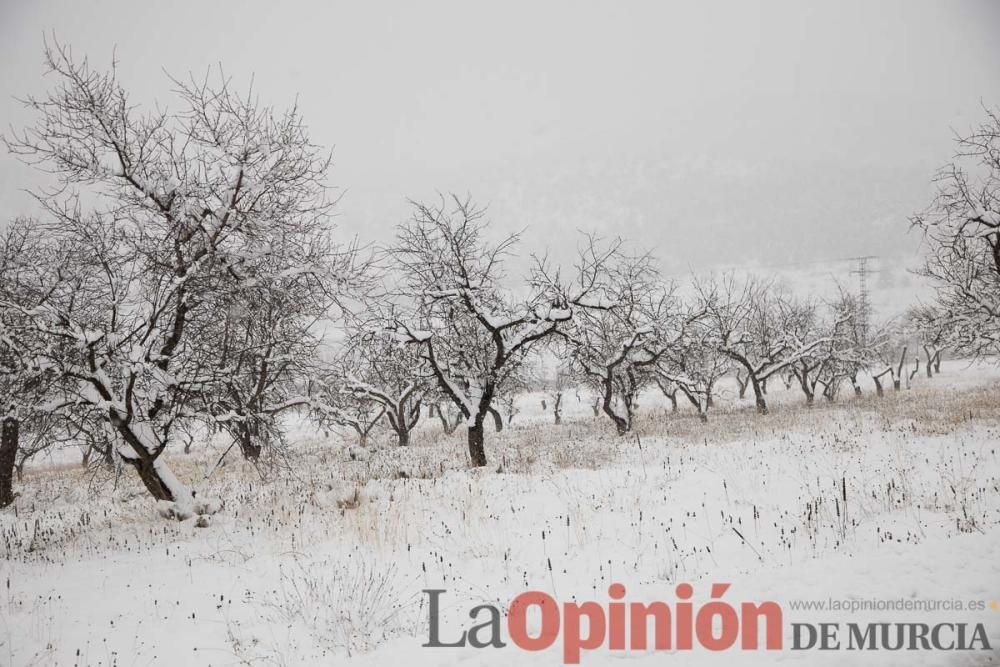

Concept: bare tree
[[313, 377, 387, 448], [907, 304, 950, 377], [556, 243, 688, 435], [696, 275, 844, 415], [338, 317, 431, 447], [540, 360, 574, 425], [656, 307, 728, 423], [823, 291, 875, 398], [786, 292, 871, 405], [0, 219, 64, 507], [912, 105, 1000, 359], [2, 42, 350, 513], [388, 196, 588, 466], [431, 397, 464, 435], [200, 237, 362, 461]]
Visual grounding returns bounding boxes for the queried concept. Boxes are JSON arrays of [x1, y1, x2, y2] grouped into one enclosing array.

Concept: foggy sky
[[2, 0, 998, 273]]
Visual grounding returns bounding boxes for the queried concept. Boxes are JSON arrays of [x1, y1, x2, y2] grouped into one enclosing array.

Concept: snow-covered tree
[[556, 243, 690, 435], [195, 236, 361, 461], [797, 293, 875, 403], [655, 302, 728, 422], [696, 275, 844, 415], [906, 304, 951, 377], [338, 315, 432, 447], [1, 42, 355, 513], [0, 218, 67, 507], [312, 373, 386, 448], [912, 106, 1000, 359], [871, 338, 909, 394], [388, 196, 589, 466]]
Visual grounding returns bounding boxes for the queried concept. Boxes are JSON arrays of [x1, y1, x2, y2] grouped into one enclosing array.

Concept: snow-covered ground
[[2, 360, 999, 666]]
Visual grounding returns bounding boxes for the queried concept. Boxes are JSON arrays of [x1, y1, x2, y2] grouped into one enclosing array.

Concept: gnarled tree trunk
[[797, 370, 815, 406], [109, 411, 193, 505], [601, 378, 631, 435], [749, 375, 768, 415], [736, 371, 750, 399], [121, 455, 177, 502]]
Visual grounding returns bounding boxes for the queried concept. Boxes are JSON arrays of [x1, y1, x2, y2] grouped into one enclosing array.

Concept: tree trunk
[[0, 417, 19, 508], [923, 346, 934, 378], [681, 387, 708, 423], [437, 408, 460, 435], [389, 405, 415, 447], [601, 380, 630, 435], [705, 381, 715, 409], [488, 407, 503, 433], [873, 376, 884, 397], [103, 441, 115, 466], [237, 424, 262, 460], [553, 393, 562, 425], [605, 409, 629, 435], [121, 455, 177, 502], [894, 347, 907, 390], [736, 373, 749, 399], [468, 420, 487, 467], [798, 370, 815, 406], [749, 375, 768, 415], [908, 357, 920, 388], [933, 352, 942, 374]]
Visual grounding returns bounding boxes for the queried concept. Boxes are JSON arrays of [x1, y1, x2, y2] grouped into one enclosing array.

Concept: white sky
[[1, 0, 998, 272]]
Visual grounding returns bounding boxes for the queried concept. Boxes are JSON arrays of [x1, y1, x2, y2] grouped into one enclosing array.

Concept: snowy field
[[2, 360, 999, 666]]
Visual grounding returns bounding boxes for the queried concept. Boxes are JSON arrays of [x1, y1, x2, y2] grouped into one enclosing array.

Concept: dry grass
[[4, 376, 998, 564]]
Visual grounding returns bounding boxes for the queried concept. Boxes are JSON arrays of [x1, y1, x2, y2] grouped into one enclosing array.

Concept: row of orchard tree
[[0, 44, 997, 514]]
